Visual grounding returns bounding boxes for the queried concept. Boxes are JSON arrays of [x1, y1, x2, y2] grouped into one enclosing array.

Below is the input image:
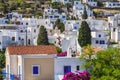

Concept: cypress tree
[[78, 21, 91, 47], [82, 7, 88, 19], [37, 25, 49, 45]]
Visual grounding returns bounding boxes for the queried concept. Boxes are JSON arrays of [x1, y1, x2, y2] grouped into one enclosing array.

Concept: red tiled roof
[[7, 45, 57, 55]]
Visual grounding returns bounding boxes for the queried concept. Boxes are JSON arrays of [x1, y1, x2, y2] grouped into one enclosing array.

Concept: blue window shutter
[[33, 66, 38, 74], [64, 66, 71, 74]]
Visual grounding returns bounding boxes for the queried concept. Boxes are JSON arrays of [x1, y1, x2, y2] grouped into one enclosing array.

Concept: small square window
[[32, 65, 40, 75], [26, 23, 28, 25], [12, 37, 15, 41], [98, 34, 101, 38], [76, 2, 78, 4]]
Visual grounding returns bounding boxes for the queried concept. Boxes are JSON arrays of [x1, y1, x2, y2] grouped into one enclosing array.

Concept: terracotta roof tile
[[7, 45, 57, 55]]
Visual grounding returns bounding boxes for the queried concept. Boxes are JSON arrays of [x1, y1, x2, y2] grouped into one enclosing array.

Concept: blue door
[[64, 66, 71, 74]]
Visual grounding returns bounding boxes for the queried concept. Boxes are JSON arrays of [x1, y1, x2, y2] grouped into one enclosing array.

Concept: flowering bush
[[62, 71, 90, 80], [57, 52, 67, 57]]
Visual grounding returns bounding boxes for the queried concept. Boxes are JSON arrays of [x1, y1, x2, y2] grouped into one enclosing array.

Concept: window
[[96, 40, 99, 44], [50, 16, 53, 18], [26, 23, 28, 25], [19, 37, 21, 40], [34, 29, 36, 33], [32, 65, 40, 75], [64, 66, 71, 74], [76, 2, 78, 4], [62, 16, 65, 18], [100, 40, 105, 44], [76, 65, 80, 71], [113, 28, 116, 32], [118, 24, 120, 26], [28, 39, 30, 45], [12, 37, 15, 41], [98, 34, 101, 38]]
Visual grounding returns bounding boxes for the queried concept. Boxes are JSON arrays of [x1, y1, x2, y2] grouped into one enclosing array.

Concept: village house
[[104, 1, 120, 8], [43, 8, 67, 25], [108, 14, 120, 43], [5, 45, 85, 80], [0, 24, 19, 51], [5, 45, 57, 80], [82, 0, 97, 7], [73, 1, 94, 19]]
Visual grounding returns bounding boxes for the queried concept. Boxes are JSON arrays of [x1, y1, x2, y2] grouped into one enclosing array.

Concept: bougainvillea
[[62, 71, 90, 80], [57, 52, 67, 57]]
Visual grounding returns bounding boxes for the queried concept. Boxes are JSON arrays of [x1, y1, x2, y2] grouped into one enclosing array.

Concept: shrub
[[57, 52, 67, 57], [62, 71, 90, 80]]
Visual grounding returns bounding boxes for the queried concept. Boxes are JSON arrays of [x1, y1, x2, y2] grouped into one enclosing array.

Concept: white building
[[64, 19, 109, 49], [0, 18, 8, 24], [104, 1, 120, 8], [73, 1, 94, 19], [52, 0, 72, 4], [54, 57, 84, 80], [83, 0, 97, 7], [43, 8, 67, 25], [7, 12, 22, 19], [91, 30, 109, 49], [65, 19, 109, 31], [65, 20, 81, 31], [108, 14, 120, 42], [0, 24, 19, 50]]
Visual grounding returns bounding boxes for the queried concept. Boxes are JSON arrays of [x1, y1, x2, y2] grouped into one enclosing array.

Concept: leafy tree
[[54, 19, 65, 33], [78, 21, 91, 47], [82, 7, 88, 19], [37, 25, 49, 45], [81, 47, 120, 80]]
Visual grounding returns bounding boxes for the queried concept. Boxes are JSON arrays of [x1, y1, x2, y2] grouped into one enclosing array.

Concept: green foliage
[[78, 21, 91, 47], [93, 11, 100, 18], [0, 51, 5, 79], [0, 51, 5, 69], [49, 43, 62, 53], [82, 7, 88, 19], [82, 48, 120, 80], [51, 2, 63, 9], [110, 41, 118, 44], [18, 0, 23, 3], [56, 46, 62, 53], [34, 12, 43, 17], [54, 19, 65, 33], [0, 69, 3, 80], [37, 26, 49, 45]]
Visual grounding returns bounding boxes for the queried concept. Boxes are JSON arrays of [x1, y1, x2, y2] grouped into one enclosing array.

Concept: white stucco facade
[[54, 57, 84, 80]]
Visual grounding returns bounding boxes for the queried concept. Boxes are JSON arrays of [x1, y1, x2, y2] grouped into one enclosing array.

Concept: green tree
[[37, 25, 49, 45], [0, 51, 5, 79], [78, 21, 91, 47], [0, 51, 5, 68], [54, 19, 65, 33], [82, 7, 88, 19], [82, 47, 120, 80]]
